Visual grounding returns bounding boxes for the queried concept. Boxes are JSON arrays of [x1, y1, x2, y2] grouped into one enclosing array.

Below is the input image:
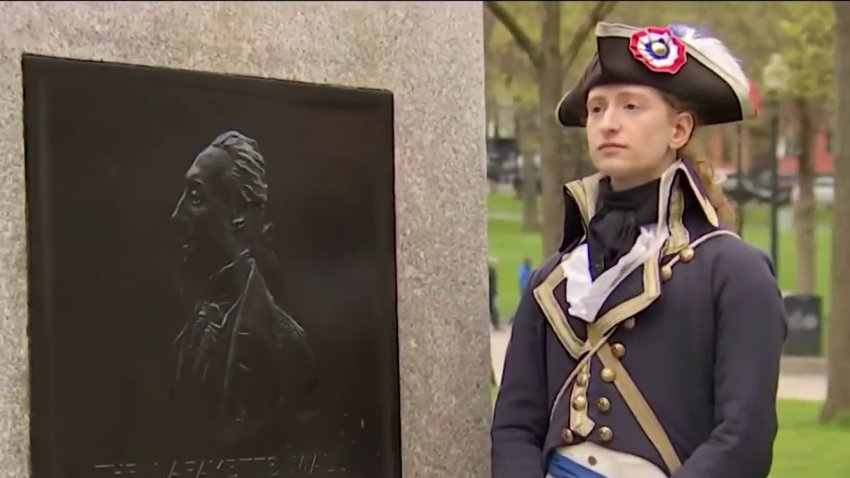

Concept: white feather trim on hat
[[667, 24, 750, 90]]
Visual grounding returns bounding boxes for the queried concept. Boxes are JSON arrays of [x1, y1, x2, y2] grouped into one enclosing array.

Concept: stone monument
[[1, 2, 490, 477]]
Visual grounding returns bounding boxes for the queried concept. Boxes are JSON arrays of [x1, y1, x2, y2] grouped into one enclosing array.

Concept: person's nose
[[171, 191, 188, 221], [598, 107, 621, 136]]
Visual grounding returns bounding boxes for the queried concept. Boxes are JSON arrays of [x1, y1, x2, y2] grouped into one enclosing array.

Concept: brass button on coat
[[679, 247, 695, 262], [562, 428, 574, 443], [572, 396, 587, 411], [601, 368, 616, 382], [623, 318, 636, 329], [598, 426, 614, 442], [596, 397, 611, 412], [576, 373, 589, 386], [661, 264, 673, 281], [611, 343, 626, 359]]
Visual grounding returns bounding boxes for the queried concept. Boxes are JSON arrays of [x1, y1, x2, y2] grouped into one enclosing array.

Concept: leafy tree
[[485, 1, 618, 257], [485, 1, 833, 267], [777, 2, 835, 295], [485, 5, 540, 231]]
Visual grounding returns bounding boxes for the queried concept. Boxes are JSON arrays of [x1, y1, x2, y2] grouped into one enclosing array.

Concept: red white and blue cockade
[[628, 26, 688, 74]]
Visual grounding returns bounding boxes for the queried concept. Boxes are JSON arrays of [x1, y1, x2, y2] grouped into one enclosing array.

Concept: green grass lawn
[[771, 400, 850, 478], [488, 193, 833, 348]]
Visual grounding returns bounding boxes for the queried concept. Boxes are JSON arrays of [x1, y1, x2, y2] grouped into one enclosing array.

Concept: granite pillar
[[0, 2, 491, 476]]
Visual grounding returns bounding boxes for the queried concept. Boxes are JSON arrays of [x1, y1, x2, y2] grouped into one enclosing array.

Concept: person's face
[[585, 84, 694, 190], [171, 146, 238, 270]]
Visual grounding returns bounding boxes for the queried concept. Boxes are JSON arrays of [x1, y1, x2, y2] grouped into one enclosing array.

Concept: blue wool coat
[[491, 164, 787, 478]]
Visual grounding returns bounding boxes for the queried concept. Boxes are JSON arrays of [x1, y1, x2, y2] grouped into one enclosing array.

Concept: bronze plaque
[[23, 54, 400, 478]]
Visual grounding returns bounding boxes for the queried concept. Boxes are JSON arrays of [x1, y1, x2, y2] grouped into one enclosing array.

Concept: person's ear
[[231, 215, 246, 233], [230, 199, 249, 235], [670, 112, 695, 150]]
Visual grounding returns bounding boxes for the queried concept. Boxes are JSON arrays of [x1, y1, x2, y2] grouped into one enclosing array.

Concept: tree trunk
[[538, 1, 565, 257], [794, 96, 816, 294], [483, 8, 497, 134], [520, 156, 540, 232], [518, 114, 540, 231], [483, 5, 497, 41], [820, 0, 850, 424]]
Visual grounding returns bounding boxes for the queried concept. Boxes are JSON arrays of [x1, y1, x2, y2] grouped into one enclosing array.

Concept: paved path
[[490, 326, 827, 401]]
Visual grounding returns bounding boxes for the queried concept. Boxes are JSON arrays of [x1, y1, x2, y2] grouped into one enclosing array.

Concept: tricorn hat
[[557, 22, 760, 127]]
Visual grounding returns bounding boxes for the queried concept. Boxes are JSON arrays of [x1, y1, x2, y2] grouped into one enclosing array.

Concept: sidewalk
[[490, 326, 826, 401]]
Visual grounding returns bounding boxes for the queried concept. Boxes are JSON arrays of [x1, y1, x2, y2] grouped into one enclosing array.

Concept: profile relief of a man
[[170, 130, 316, 445]]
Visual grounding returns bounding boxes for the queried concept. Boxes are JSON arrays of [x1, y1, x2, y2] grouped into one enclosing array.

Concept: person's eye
[[624, 102, 639, 110], [189, 188, 203, 206], [588, 105, 604, 114]]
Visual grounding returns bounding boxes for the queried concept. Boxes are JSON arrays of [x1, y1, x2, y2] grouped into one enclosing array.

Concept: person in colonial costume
[[491, 22, 787, 478]]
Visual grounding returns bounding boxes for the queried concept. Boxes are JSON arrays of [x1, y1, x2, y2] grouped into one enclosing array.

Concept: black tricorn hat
[[557, 22, 760, 127]]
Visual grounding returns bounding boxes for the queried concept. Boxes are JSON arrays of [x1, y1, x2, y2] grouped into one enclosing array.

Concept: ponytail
[[680, 144, 736, 227], [661, 91, 737, 228]]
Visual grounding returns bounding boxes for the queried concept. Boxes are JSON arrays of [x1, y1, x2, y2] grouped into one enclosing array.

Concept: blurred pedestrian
[[518, 257, 533, 294]]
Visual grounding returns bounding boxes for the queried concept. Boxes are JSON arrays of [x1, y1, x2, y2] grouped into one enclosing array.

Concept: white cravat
[[564, 160, 684, 323], [563, 225, 667, 323]]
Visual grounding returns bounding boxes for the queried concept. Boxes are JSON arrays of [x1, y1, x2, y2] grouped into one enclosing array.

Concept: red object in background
[[708, 128, 834, 177], [778, 129, 834, 176]]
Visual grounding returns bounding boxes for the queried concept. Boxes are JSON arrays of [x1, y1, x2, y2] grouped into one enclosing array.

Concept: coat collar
[[559, 159, 719, 255], [535, 160, 722, 363]]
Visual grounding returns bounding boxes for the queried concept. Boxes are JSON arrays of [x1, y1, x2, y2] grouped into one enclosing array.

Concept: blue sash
[[547, 451, 608, 478]]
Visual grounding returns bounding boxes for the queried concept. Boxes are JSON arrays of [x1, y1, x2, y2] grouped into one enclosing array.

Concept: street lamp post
[[768, 103, 780, 274], [762, 53, 789, 273], [736, 122, 745, 237]]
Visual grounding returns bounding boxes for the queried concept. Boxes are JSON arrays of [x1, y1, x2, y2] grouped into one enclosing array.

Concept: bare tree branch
[[485, 0, 542, 71], [561, 1, 618, 77]]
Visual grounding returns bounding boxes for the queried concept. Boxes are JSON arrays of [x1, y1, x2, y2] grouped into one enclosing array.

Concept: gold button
[[611, 343, 626, 359], [623, 318, 636, 330], [572, 395, 587, 411], [598, 426, 613, 442], [576, 373, 589, 386], [661, 264, 673, 281], [596, 397, 611, 412], [651, 41, 668, 56], [679, 247, 695, 262], [562, 428, 574, 443], [601, 368, 616, 382]]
